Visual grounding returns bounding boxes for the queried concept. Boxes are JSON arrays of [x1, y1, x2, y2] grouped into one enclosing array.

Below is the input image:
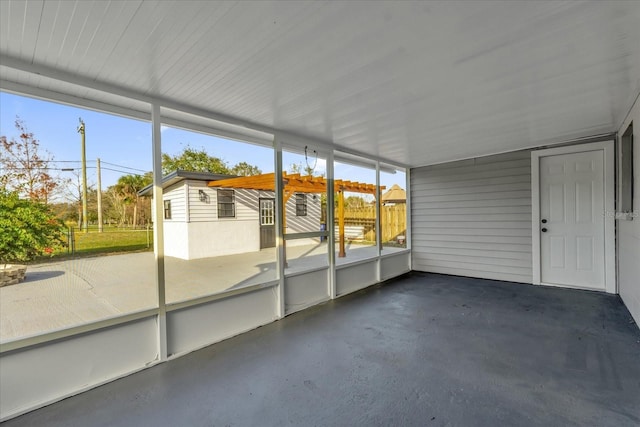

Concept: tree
[[106, 186, 128, 227], [0, 189, 66, 265], [161, 145, 262, 177], [0, 117, 60, 203], [61, 170, 96, 227], [49, 201, 80, 225], [288, 162, 315, 176], [112, 173, 152, 228], [230, 161, 261, 176], [345, 195, 367, 209], [161, 146, 230, 175]]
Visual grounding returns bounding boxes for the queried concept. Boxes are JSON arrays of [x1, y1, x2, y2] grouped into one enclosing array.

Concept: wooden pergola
[[209, 172, 383, 257]]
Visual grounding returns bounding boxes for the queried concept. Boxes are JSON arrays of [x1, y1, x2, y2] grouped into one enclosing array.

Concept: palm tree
[[114, 174, 151, 228]]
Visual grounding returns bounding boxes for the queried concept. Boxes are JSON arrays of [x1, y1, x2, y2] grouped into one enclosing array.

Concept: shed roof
[[138, 170, 235, 196], [381, 184, 406, 204]]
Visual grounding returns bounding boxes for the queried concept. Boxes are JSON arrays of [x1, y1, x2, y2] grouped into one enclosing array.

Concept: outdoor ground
[[51, 227, 152, 259], [0, 243, 404, 342]]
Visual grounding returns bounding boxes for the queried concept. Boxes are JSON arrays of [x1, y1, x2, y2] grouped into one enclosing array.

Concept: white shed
[[139, 170, 322, 260]]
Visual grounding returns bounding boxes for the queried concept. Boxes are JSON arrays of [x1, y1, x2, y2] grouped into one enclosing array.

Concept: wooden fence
[[335, 204, 406, 243]]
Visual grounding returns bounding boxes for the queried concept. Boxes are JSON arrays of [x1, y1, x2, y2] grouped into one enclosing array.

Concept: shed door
[[539, 150, 605, 289], [260, 198, 276, 249]]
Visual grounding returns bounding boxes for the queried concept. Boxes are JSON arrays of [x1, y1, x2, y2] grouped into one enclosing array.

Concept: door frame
[[531, 140, 616, 293], [259, 197, 276, 249]]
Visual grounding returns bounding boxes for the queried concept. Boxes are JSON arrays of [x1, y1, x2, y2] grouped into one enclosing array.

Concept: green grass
[[39, 227, 154, 262], [73, 230, 152, 254]]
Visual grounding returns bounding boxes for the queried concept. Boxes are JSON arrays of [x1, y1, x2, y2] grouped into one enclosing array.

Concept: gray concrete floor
[[3, 272, 639, 427], [0, 243, 403, 341]]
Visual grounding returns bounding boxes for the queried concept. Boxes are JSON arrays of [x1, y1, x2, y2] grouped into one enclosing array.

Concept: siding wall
[[411, 151, 533, 283], [285, 192, 322, 234], [182, 181, 321, 232], [617, 95, 640, 326], [163, 182, 186, 222], [188, 181, 261, 222]]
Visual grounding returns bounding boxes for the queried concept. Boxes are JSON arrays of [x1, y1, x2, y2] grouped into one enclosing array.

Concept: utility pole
[[77, 118, 88, 233], [97, 157, 103, 233]]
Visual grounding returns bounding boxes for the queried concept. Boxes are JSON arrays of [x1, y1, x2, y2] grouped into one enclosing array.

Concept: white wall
[[410, 151, 533, 283], [381, 252, 411, 281], [0, 317, 158, 421], [284, 269, 330, 314], [161, 182, 190, 259], [167, 287, 278, 357], [336, 260, 378, 296], [187, 220, 260, 259], [164, 222, 189, 259], [617, 95, 640, 326]]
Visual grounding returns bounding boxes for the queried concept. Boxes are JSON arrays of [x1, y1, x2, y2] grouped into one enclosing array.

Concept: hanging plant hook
[[305, 146, 317, 174]]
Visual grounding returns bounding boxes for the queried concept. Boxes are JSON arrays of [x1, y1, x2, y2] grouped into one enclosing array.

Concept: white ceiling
[[1, 0, 639, 168]]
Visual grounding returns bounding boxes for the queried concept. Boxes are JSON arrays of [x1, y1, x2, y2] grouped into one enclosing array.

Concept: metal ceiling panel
[[1, 0, 638, 167]]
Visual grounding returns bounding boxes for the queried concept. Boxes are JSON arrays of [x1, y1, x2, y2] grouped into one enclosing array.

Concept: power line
[[99, 166, 146, 176], [3, 166, 146, 176], [100, 161, 148, 173], [51, 159, 149, 173], [1, 167, 81, 171]]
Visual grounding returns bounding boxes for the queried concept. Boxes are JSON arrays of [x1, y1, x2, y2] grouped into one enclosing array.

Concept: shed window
[[164, 200, 172, 219], [296, 194, 307, 216], [217, 189, 236, 218]]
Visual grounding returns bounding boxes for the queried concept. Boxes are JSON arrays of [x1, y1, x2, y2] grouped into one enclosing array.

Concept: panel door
[[539, 150, 605, 289], [259, 198, 276, 249]]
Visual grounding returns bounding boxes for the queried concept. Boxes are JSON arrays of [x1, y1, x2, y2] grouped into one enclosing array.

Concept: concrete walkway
[[0, 243, 403, 342]]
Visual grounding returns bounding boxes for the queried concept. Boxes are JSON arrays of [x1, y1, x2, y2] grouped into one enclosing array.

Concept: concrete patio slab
[[4, 272, 639, 427], [0, 243, 403, 342]]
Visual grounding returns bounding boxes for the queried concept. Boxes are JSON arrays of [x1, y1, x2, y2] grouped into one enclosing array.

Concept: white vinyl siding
[[285, 193, 321, 234], [182, 181, 320, 231], [163, 182, 186, 222], [411, 151, 533, 284], [187, 181, 259, 222]]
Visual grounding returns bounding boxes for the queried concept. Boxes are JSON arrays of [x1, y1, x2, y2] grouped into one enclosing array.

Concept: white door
[[537, 149, 606, 289]]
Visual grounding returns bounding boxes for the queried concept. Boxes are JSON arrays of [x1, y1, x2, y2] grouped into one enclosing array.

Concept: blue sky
[[0, 91, 405, 192]]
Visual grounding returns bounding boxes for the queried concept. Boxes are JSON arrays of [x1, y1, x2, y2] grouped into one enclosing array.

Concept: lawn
[[49, 227, 153, 260]]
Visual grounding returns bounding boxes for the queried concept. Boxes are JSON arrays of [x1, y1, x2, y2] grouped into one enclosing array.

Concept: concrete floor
[[3, 272, 639, 427], [0, 243, 403, 341]]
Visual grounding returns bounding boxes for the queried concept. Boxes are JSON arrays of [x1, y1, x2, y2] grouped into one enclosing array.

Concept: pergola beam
[[209, 172, 382, 194], [208, 172, 384, 258]]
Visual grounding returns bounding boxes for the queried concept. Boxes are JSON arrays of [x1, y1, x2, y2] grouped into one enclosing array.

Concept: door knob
[[541, 228, 548, 232], [541, 219, 547, 224]]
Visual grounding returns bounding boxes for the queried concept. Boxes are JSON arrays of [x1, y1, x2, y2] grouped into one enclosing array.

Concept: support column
[[151, 104, 167, 361], [376, 162, 382, 254], [338, 188, 345, 257], [326, 150, 336, 298], [376, 162, 382, 282], [96, 158, 103, 233], [274, 135, 286, 318]]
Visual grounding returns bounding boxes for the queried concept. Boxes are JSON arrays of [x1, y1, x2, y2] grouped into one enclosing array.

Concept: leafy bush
[[0, 190, 66, 265]]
